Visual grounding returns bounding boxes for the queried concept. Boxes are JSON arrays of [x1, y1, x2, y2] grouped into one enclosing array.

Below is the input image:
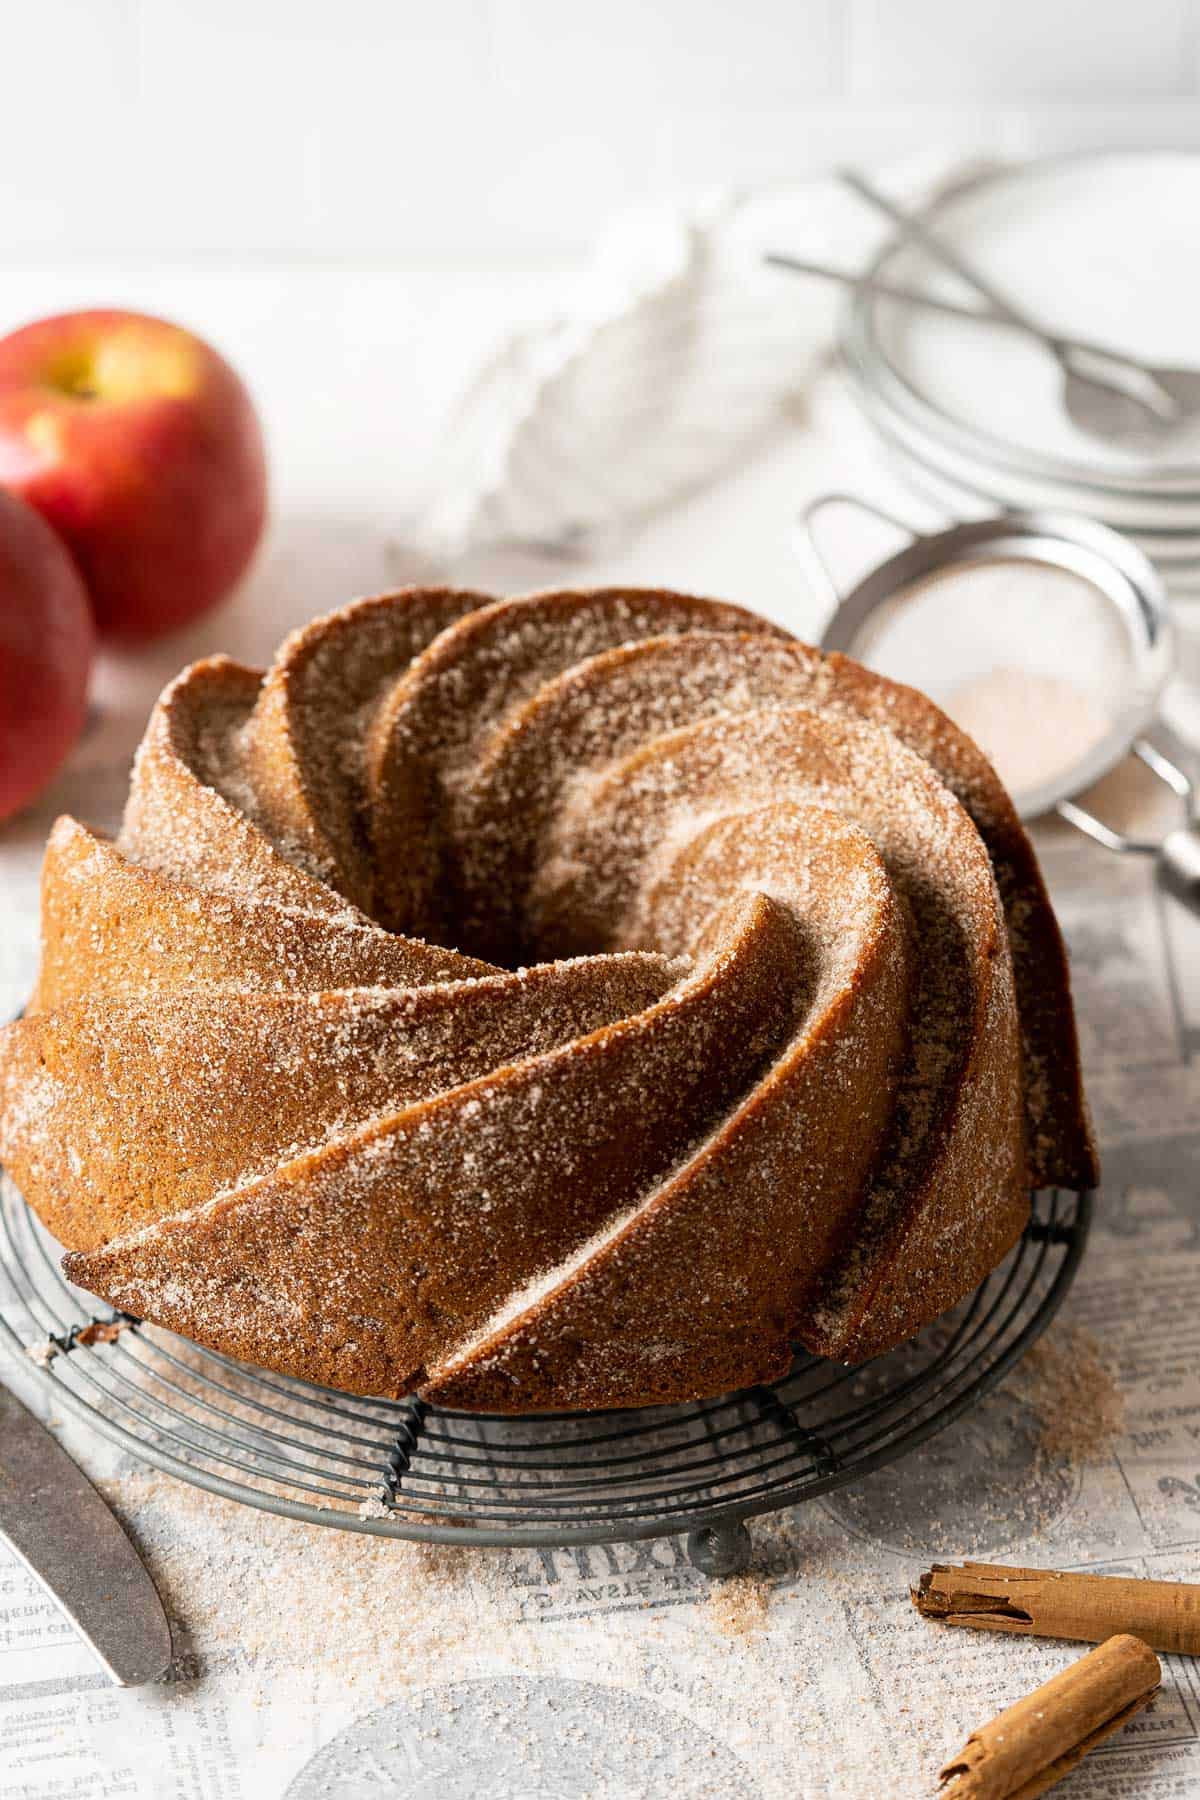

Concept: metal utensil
[[799, 493, 1200, 912], [767, 251, 1019, 328], [0, 1373, 172, 1686], [839, 168, 1200, 450], [767, 253, 1200, 426]]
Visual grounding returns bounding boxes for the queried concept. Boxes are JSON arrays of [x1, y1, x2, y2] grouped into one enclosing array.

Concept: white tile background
[[3, 0, 1199, 263]]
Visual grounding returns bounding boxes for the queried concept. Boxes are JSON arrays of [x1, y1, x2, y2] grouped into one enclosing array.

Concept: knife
[[0, 1374, 172, 1686]]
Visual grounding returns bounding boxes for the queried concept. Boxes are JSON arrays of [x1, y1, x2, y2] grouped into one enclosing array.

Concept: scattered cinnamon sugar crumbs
[[1018, 1324, 1125, 1466], [75, 1316, 135, 1347], [705, 1574, 770, 1640]]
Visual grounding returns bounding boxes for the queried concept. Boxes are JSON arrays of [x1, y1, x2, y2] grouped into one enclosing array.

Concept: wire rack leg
[[686, 1521, 753, 1577]]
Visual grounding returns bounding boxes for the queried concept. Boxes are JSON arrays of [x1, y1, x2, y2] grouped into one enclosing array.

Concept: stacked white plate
[[840, 152, 1200, 592]]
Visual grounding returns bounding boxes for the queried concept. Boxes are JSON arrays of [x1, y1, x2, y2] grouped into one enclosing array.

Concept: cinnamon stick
[[937, 1634, 1160, 1799], [914, 1560, 1200, 1656]]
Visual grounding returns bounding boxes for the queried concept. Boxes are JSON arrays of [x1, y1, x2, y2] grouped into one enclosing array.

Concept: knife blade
[[0, 1374, 172, 1686]]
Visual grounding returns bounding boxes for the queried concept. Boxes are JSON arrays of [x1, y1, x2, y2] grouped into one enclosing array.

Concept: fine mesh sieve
[[799, 495, 1200, 911]]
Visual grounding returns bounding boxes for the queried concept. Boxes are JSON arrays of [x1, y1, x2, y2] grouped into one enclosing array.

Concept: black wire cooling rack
[[0, 1180, 1091, 1575]]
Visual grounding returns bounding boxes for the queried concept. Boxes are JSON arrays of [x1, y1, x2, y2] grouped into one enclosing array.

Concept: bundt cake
[[0, 586, 1097, 1411]]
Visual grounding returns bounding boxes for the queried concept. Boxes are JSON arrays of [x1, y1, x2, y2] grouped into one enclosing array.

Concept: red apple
[[0, 486, 94, 821], [0, 309, 267, 641]]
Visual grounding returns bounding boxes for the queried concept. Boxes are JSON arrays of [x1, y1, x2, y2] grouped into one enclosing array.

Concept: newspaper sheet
[[3, 727, 1200, 1799]]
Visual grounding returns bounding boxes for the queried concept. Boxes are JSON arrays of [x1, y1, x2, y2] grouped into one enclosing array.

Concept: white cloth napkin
[[417, 153, 988, 559]]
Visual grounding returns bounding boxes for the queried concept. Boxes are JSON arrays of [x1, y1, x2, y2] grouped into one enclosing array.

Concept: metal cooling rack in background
[[0, 1181, 1090, 1575]]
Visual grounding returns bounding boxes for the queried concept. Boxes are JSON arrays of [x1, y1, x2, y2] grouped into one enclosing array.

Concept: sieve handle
[[1058, 740, 1200, 912], [1158, 825, 1200, 914]]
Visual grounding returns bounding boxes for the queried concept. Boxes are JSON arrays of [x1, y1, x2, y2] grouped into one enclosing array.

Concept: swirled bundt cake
[[0, 586, 1096, 1411]]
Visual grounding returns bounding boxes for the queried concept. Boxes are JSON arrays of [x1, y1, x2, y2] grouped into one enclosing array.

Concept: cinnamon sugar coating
[[0, 587, 1096, 1410]]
